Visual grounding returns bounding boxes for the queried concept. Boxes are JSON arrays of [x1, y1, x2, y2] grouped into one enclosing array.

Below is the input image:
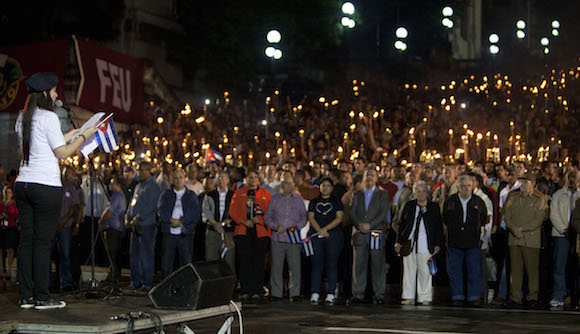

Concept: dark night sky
[[3, 0, 580, 91]]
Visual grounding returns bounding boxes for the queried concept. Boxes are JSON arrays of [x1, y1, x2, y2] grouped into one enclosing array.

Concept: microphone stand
[[63, 107, 114, 299]]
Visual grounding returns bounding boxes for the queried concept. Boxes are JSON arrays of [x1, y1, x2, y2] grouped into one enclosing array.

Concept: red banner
[[75, 38, 145, 124], [0, 40, 69, 113]]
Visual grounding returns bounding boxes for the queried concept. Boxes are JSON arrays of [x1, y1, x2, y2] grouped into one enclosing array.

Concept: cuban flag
[[220, 235, 228, 260], [96, 115, 118, 153], [205, 148, 224, 163], [428, 252, 438, 276], [286, 226, 301, 244], [301, 233, 317, 257], [370, 230, 382, 250], [252, 203, 264, 216]]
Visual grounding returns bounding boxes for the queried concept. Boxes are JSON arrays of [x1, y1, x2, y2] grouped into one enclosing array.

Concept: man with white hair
[[432, 165, 459, 214], [443, 175, 488, 306]]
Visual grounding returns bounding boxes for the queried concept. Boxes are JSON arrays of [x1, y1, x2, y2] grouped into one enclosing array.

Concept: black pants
[[81, 216, 108, 267], [15, 182, 62, 301], [104, 229, 123, 284], [235, 229, 269, 295]]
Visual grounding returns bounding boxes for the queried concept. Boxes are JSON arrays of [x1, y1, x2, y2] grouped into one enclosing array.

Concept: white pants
[[402, 249, 433, 302]]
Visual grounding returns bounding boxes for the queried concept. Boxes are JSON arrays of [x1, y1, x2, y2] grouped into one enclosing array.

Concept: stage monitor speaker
[[148, 261, 236, 310]]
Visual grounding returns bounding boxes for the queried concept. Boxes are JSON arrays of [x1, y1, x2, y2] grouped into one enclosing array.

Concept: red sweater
[[0, 201, 18, 228], [229, 186, 272, 238]]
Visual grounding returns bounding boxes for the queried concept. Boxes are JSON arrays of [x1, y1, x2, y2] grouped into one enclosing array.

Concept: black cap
[[25, 72, 58, 93]]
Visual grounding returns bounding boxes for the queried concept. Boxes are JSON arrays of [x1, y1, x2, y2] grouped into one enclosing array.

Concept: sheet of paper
[[78, 112, 105, 157], [73, 112, 105, 142]]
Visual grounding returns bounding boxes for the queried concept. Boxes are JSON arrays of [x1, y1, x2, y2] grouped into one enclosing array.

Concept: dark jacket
[[397, 200, 443, 254], [443, 193, 487, 249], [205, 188, 235, 232], [158, 188, 201, 235]]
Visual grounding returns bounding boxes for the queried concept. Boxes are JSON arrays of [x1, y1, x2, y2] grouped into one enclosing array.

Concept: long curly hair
[[20, 91, 54, 165]]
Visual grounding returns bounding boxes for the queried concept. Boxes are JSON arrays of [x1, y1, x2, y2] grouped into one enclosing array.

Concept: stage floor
[[1, 279, 579, 334]]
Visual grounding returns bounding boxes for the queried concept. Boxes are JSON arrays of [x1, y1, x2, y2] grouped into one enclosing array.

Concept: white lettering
[[120, 69, 132, 112], [95, 59, 111, 104], [94, 59, 133, 113], [108, 63, 122, 109]]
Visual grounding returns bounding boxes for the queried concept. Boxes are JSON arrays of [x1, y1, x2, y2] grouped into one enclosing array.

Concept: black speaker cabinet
[[148, 261, 236, 310]]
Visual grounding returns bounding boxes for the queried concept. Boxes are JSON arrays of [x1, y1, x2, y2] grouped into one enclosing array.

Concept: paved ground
[[1, 279, 579, 334]]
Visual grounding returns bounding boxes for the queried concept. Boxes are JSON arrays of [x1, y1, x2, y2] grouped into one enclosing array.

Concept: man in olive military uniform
[[502, 172, 549, 308]]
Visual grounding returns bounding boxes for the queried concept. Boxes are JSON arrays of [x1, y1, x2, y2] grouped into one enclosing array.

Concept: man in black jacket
[[443, 175, 488, 306], [202, 171, 235, 271]]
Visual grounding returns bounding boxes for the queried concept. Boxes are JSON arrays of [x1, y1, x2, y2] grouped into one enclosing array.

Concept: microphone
[[56, 99, 77, 129], [55, 99, 71, 111]]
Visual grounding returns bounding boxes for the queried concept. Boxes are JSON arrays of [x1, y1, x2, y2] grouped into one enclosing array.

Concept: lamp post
[[265, 29, 283, 75], [341, 2, 356, 29]]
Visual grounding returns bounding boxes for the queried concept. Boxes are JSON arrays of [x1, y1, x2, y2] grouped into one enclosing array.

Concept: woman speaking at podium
[[14, 72, 97, 310]]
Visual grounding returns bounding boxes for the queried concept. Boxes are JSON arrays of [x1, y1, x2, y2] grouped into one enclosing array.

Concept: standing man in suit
[[350, 167, 390, 304]]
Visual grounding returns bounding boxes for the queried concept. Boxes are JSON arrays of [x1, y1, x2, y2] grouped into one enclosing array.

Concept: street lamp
[[516, 20, 526, 29], [544, 47, 550, 54], [489, 45, 499, 54], [273, 49, 282, 60], [489, 34, 499, 44], [394, 40, 407, 51], [266, 30, 281, 44], [265, 47, 275, 58], [442, 6, 453, 17], [341, 17, 350, 26], [265, 30, 282, 61], [540, 37, 549, 46], [516, 30, 526, 39], [552, 29, 559, 37], [395, 27, 408, 39], [442, 18, 454, 28], [552, 20, 560, 29], [341, 2, 355, 15], [348, 19, 356, 29]]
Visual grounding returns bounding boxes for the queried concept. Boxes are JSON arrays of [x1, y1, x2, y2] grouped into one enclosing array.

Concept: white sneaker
[[325, 294, 335, 305], [310, 293, 320, 304], [550, 299, 564, 307]]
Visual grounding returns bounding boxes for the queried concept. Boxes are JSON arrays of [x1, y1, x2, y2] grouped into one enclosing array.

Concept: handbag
[[400, 239, 412, 256]]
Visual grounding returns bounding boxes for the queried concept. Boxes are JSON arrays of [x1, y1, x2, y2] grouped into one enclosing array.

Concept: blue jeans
[[447, 247, 481, 301], [552, 237, 570, 302], [51, 226, 73, 288], [311, 231, 343, 294], [161, 233, 193, 278], [130, 224, 157, 289], [497, 253, 509, 300]]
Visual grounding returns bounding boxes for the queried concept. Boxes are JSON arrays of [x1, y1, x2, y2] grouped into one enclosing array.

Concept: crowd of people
[[5, 154, 580, 310], [5, 65, 580, 312]]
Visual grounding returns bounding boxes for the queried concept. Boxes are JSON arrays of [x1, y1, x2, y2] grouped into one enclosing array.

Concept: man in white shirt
[[158, 169, 201, 279], [202, 171, 236, 271], [549, 170, 580, 307], [262, 164, 281, 194], [185, 163, 204, 196]]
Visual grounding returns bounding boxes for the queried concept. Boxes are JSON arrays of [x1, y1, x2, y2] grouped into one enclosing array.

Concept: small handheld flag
[[220, 234, 228, 260], [252, 203, 264, 216], [370, 230, 382, 250], [96, 114, 118, 153], [301, 233, 318, 257], [286, 226, 301, 244], [205, 148, 224, 163], [428, 251, 439, 276]]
